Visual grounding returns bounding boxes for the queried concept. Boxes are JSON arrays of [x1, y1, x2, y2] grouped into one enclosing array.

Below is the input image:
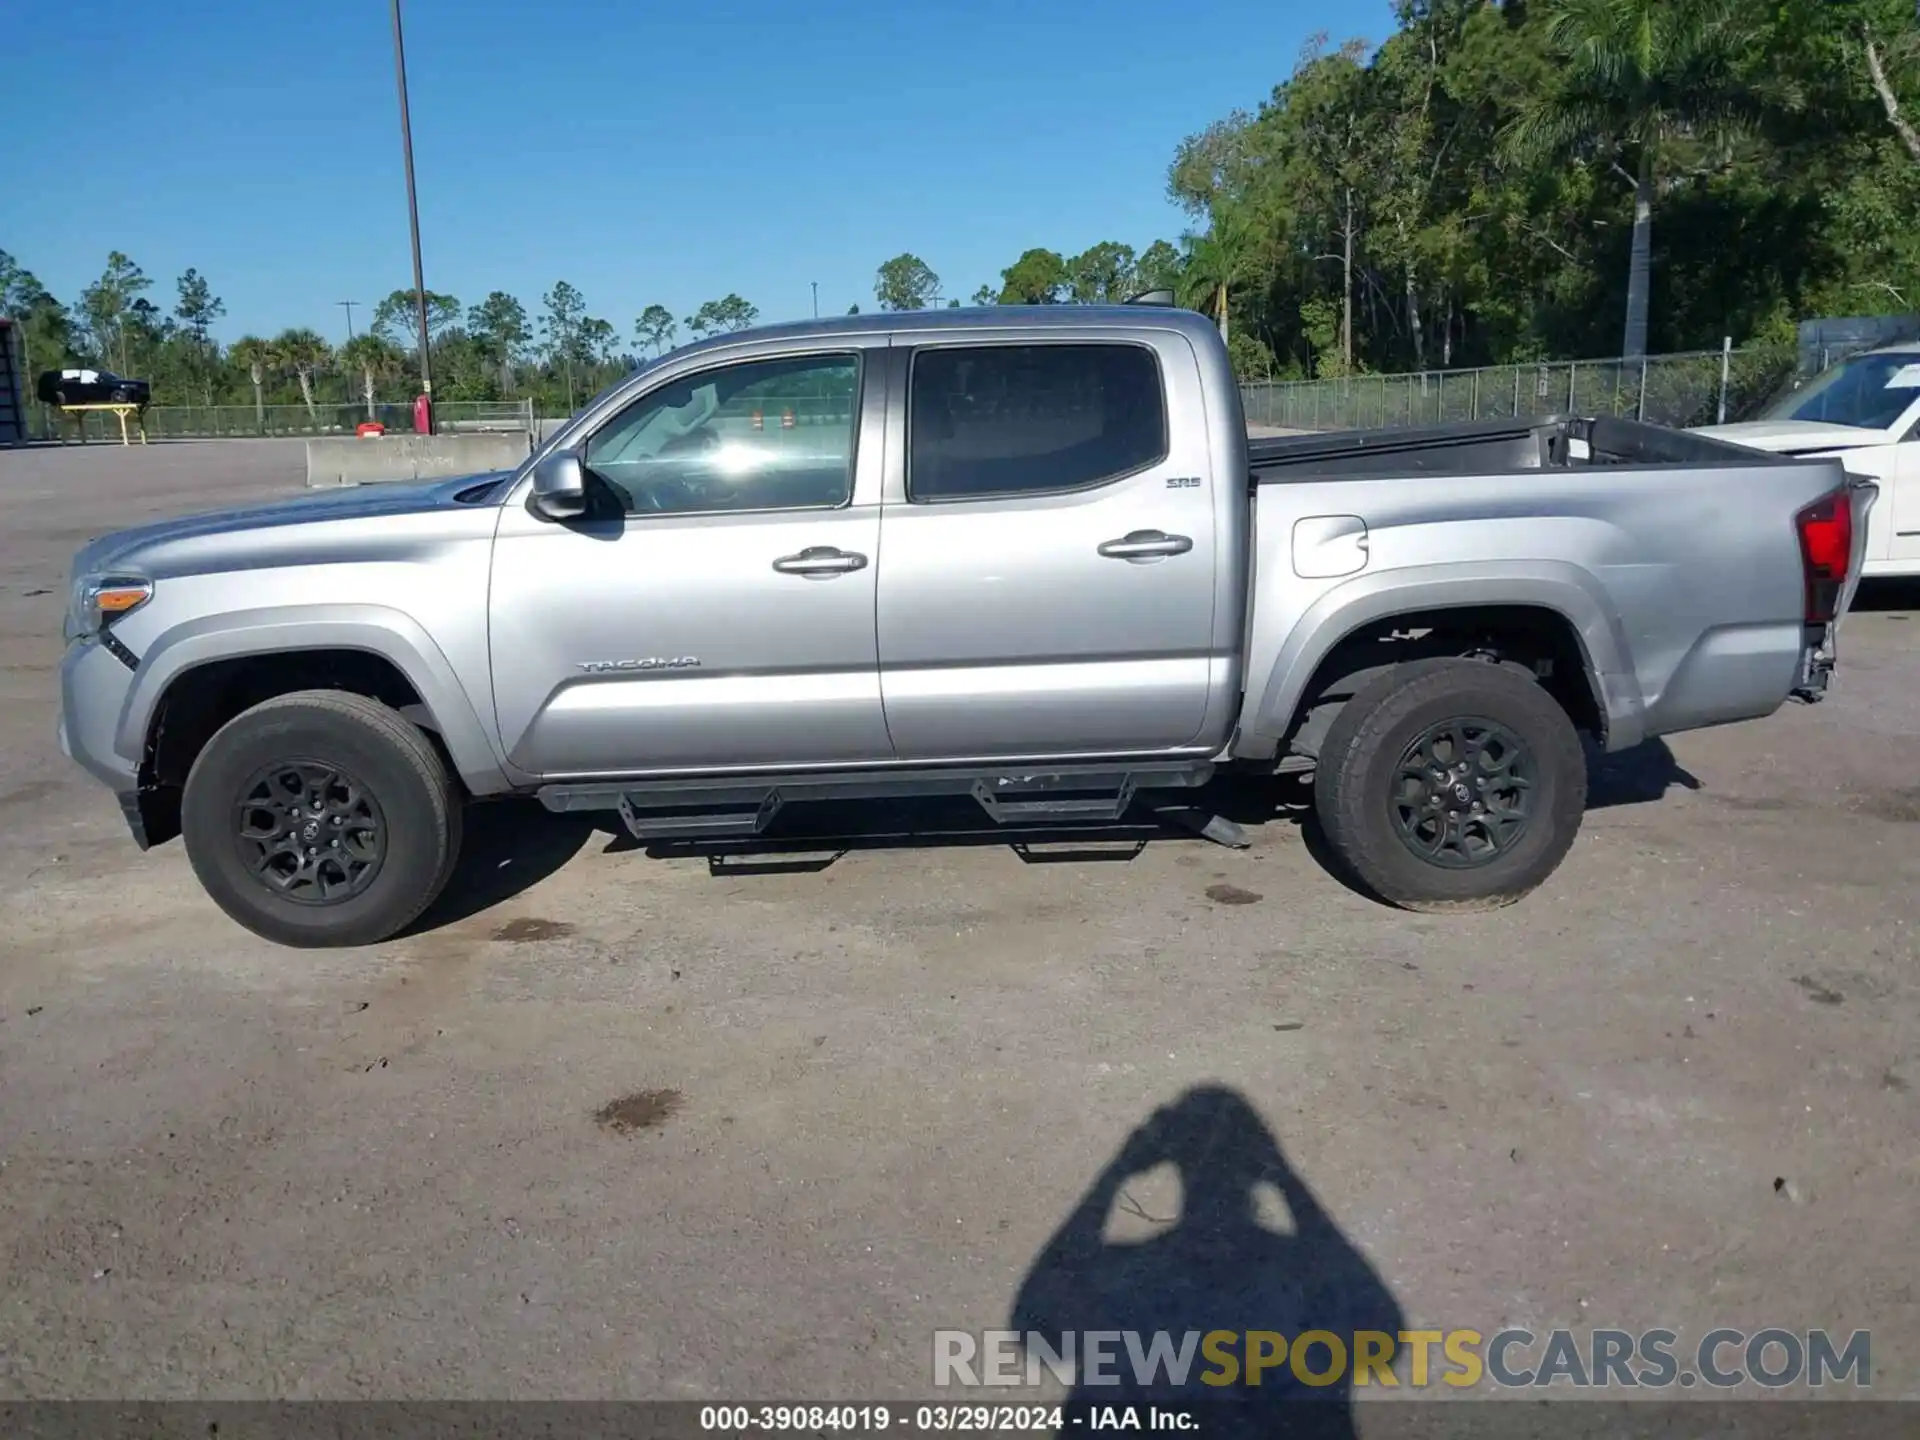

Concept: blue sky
[[7, 0, 1396, 348]]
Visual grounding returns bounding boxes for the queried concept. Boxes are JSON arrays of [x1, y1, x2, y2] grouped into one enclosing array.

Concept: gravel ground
[[0, 440, 1915, 1418]]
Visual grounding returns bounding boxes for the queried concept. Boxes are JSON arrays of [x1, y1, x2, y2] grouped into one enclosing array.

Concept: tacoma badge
[[577, 657, 702, 674]]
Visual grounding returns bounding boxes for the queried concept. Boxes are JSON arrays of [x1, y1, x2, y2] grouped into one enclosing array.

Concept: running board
[[970, 776, 1138, 825], [537, 760, 1214, 842]]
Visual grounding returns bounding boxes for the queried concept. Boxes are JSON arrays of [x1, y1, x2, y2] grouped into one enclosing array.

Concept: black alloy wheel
[[234, 759, 388, 904], [182, 690, 461, 948], [1312, 657, 1587, 911], [1387, 717, 1535, 869]]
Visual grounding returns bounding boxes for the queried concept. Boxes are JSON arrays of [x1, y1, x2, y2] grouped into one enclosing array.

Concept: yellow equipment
[[59, 402, 148, 446]]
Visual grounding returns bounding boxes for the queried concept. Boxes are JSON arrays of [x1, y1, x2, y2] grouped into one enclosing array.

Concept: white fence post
[[1717, 336, 1732, 424]]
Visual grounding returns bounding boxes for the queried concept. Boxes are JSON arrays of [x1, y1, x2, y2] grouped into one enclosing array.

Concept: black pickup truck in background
[[36, 369, 151, 409]]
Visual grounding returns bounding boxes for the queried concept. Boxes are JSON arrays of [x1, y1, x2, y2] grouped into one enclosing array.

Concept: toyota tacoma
[[58, 304, 1875, 946]]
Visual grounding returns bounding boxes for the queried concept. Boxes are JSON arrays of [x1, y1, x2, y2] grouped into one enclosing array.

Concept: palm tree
[[339, 334, 403, 421], [228, 335, 273, 431], [272, 327, 333, 422], [1504, 0, 1759, 359], [1177, 210, 1254, 347]]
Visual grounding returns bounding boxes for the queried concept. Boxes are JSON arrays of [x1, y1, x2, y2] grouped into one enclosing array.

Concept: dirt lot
[[0, 440, 1916, 1415]]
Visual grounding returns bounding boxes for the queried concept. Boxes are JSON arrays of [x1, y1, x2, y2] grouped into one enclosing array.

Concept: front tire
[[182, 690, 461, 947], [1313, 658, 1586, 911]]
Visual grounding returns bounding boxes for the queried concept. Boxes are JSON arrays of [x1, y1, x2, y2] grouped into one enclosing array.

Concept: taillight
[[1795, 490, 1852, 625]]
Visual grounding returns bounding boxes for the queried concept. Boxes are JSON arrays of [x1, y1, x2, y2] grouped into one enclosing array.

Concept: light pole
[[811, 282, 819, 319], [338, 300, 358, 342], [390, 0, 433, 431]]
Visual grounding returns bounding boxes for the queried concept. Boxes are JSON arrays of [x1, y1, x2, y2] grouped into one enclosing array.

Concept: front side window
[[584, 353, 861, 514], [907, 343, 1168, 501]]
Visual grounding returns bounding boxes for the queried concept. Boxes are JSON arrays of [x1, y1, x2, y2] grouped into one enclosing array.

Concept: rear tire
[[182, 690, 461, 948], [1313, 658, 1586, 911]]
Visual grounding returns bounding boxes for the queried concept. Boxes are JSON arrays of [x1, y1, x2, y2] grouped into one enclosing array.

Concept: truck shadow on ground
[[1584, 736, 1702, 808], [1852, 577, 1920, 614], [402, 800, 601, 935], [1008, 1084, 1403, 1438], [404, 737, 1702, 932]]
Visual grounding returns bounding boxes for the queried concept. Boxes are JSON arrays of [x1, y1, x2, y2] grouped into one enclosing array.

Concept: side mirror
[[530, 450, 587, 520]]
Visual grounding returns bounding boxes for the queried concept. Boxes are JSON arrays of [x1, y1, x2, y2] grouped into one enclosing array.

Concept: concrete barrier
[[536, 417, 571, 445], [305, 432, 530, 488], [438, 418, 533, 436]]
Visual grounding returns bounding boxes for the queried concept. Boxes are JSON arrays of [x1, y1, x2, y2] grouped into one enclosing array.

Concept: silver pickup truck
[[58, 305, 1875, 947]]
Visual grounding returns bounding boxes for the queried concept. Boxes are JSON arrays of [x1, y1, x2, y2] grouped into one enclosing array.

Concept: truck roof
[[668, 303, 1221, 359]]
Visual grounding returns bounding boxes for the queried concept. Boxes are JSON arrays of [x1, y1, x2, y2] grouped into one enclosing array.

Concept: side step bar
[[538, 760, 1214, 842]]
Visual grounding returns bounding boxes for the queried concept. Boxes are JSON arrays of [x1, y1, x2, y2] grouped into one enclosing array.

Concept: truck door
[[1893, 436, 1920, 566], [876, 335, 1221, 760], [488, 346, 891, 778]]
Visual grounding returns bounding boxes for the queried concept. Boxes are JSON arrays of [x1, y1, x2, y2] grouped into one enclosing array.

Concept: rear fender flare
[[116, 604, 515, 795], [1238, 561, 1647, 756]]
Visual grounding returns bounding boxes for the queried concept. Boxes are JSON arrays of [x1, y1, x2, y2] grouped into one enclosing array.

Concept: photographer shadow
[[1012, 1086, 1402, 1439]]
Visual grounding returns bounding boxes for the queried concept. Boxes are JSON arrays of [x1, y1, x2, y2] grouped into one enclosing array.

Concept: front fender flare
[[1238, 561, 1648, 756], [116, 604, 514, 795]]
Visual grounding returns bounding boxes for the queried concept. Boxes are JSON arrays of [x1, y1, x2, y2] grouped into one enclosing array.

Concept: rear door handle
[[1098, 530, 1194, 562], [773, 546, 868, 578]]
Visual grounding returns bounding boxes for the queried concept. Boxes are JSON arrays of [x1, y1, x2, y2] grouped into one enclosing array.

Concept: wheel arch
[[1236, 563, 1647, 760], [123, 608, 512, 846]]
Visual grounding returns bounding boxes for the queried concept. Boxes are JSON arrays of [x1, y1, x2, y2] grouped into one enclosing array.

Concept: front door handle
[[773, 546, 868, 578], [1098, 530, 1194, 562]]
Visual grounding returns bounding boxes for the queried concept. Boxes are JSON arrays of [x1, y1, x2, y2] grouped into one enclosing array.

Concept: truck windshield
[[1760, 352, 1920, 431]]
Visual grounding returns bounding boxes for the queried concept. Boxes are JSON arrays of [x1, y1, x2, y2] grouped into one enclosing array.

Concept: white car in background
[[1695, 345, 1920, 579]]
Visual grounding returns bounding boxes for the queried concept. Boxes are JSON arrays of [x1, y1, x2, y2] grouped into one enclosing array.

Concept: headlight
[[65, 575, 152, 641]]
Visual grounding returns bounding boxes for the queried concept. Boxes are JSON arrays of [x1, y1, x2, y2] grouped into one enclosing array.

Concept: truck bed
[[1249, 415, 1790, 482], [1237, 410, 1873, 762]]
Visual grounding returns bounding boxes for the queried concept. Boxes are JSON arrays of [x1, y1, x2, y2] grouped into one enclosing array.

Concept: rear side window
[[907, 344, 1167, 501]]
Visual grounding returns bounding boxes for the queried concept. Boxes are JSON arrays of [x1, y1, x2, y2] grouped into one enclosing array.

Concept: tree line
[[796, 0, 1920, 382], [1155, 0, 1920, 379], [0, 251, 771, 419], [7, 0, 1919, 408], [0, 236, 1180, 418]]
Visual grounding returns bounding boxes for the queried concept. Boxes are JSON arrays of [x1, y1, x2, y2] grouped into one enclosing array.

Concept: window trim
[[903, 340, 1171, 505], [580, 349, 867, 520]]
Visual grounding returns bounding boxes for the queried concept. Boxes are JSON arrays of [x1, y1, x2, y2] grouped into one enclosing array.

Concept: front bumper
[[115, 790, 154, 848], [62, 636, 188, 850], [58, 638, 140, 793]]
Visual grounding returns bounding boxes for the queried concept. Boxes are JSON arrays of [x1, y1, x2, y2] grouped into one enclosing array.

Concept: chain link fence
[[1242, 346, 1800, 434], [20, 349, 1809, 443], [25, 398, 535, 443]]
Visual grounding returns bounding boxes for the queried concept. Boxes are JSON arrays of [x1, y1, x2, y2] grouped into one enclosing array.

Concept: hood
[[1689, 420, 1895, 455], [71, 470, 515, 579]]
